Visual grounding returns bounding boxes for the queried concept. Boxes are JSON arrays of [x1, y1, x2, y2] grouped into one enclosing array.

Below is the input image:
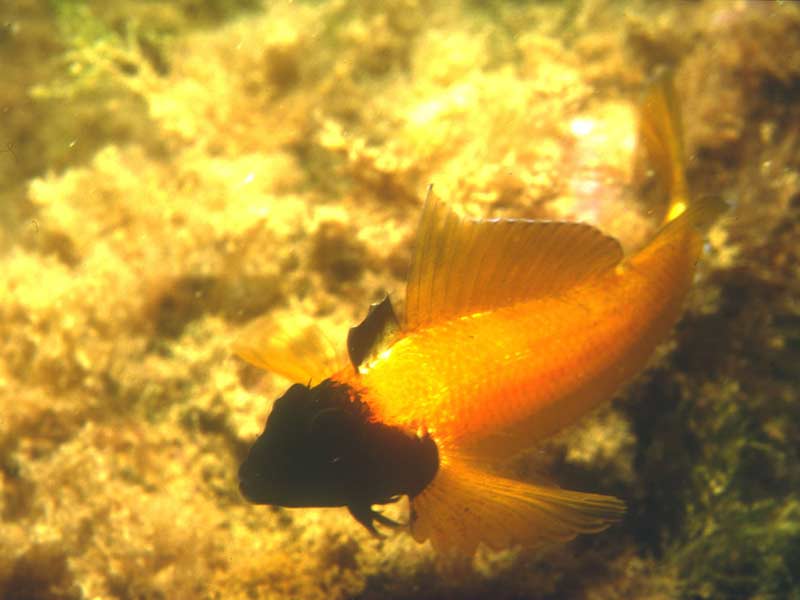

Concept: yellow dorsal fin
[[404, 188, 624, 329], [410, 458, 625, 556], [639, 72, 689, 223], [233, 312, 347, 384]]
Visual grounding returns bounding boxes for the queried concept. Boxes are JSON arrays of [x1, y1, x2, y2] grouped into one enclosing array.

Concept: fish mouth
[[238, 479, 259, 503], [238, 459, 272, 504], [238, 471, 275, 504], [239, 471, 312, 508]]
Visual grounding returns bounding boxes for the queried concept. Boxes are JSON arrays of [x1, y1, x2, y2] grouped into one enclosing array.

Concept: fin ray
[[411, 459, 624, 556], [233, 312, 346, 384], [639, 71, 689, 222], [404, 191, 624, 329]]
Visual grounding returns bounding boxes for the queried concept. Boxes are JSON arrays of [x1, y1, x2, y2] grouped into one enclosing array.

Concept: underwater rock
[[0, 0, 798, 598]]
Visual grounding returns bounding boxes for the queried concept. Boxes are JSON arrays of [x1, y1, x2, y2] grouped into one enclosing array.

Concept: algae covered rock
[[0, 0, 798, 598]]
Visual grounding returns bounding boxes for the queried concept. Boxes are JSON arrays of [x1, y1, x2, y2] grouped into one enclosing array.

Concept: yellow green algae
[[1, 1, 799, 598]]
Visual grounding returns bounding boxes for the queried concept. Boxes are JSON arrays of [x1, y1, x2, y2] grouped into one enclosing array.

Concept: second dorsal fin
[[404, 188, 624, 329]]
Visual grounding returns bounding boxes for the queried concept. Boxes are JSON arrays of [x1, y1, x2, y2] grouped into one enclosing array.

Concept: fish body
[[236, 76, 724, 555], [341, 233, 696, 450]]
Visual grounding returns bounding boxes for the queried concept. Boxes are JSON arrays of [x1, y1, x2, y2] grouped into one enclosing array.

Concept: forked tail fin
[[410, 458, 625, 556]]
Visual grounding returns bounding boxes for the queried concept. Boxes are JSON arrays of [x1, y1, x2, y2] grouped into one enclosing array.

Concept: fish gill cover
[[0, 0, 799, 599]]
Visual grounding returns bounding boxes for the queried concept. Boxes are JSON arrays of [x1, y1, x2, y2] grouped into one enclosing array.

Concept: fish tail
[[639, 71, 690, 224], [633, 73, 727, 271], [409, 457, 625, 556]]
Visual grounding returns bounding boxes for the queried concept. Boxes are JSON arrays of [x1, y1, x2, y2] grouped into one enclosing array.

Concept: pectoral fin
[[347, 295, 401, 371], [233, 312, 346, 384], [348, 503, 404, 537], [410, 458, 625, 556]]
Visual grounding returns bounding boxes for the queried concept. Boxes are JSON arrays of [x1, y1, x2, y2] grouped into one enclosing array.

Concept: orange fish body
[[340, 227, 699, 448], [235, 76, 724, 555]]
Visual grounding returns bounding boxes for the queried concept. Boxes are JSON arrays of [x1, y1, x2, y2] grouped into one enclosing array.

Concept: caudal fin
[[634, 73, 727, 271], [410, 458, 625, 556], [639, 72, 690, 223]]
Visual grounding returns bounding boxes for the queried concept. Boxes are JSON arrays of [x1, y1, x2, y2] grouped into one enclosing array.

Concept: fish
[[234, 75, 725, 556]]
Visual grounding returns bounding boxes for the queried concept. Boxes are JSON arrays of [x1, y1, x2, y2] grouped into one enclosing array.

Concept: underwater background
[[1, 0, 799, 598]]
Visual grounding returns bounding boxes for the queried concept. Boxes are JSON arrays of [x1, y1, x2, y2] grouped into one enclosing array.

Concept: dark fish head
[[238, 381, 365, 508]]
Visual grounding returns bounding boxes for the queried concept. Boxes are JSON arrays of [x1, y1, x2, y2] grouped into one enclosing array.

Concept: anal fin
[[410, 459, 624, 557]]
